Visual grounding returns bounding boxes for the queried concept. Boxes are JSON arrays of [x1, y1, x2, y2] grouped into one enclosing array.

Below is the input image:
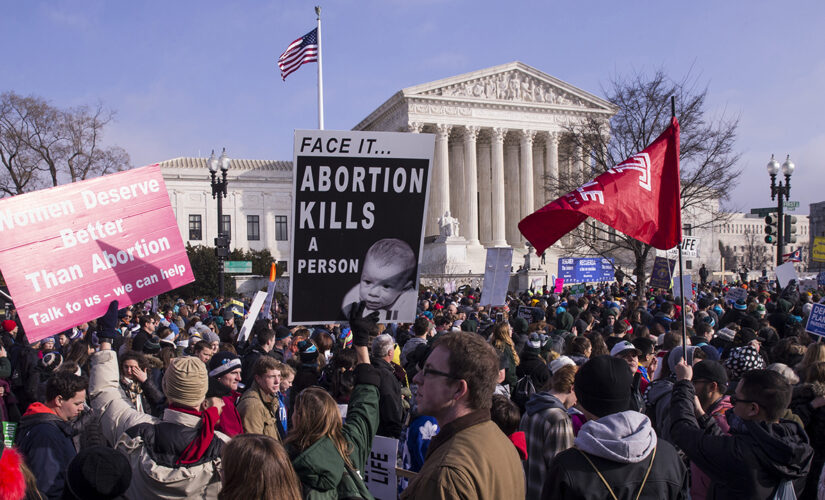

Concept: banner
[[813, 237, 825, 263], [237, 291, 267, 343], [557, 257, 615, 284], [725, 287, 748, 304], [656, 236, 700, 259], [481, 248, 513, 307], [0, 165, 194, 342], [363, 435, 398, 500], [288, 130, 434, 324], [673, 274, 693, 299], [649, 257, 675, 289]]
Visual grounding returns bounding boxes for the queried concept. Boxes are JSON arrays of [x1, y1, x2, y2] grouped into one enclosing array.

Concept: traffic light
[[764, 214, 779, 244], [784, 215, 798, 244], [214, 235, 230, 258]]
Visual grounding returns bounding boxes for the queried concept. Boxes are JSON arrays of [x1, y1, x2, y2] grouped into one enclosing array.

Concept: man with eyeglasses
[[671, 361, 813, 499], [402, 332, 524, 500], [371, 333, 403, 439]]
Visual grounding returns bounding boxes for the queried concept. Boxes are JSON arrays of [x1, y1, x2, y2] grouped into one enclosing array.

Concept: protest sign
[[557, 257, 614, 284], [517, 305, 535, 322], [481, 247, 513, 307], [819, 271, 825, 287], [2, 422, 16, 447], [656, 237, 700, 259], [649, 257, 675, 289], [0, 165, 193, 342], [570, 283, 587, 298], [805, 303, 825, 338], [288, 130, 434, 324], [673, 274, 693, 299], [554, 277, 564, 293], [531, 277, 543, 290], [725, 287, 748, 304], [800, 279, 818, 293], [775, 261, 799, 288], [237, 291, 267, 343], [363, 435, 398, 500]]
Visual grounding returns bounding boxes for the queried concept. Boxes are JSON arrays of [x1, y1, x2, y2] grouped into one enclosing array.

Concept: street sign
[[805, 303, 825, 338], [224, 261, 252, 274], [784, 200, 800, 210], [750, 207, 778, 217]]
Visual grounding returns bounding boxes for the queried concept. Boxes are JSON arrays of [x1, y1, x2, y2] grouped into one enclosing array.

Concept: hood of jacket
[[290, 436, 346, 492], [737, 417, 813, 481], [575, 410, 656, 464], [18, 402, 72, 438], [644, 378, 673, 406], [525, 391, 566, 416]]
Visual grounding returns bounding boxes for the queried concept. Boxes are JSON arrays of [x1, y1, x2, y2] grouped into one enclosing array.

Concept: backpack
[[512, 363, 543, 411]]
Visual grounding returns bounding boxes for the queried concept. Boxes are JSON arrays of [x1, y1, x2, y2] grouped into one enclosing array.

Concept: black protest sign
[[289, 131, 434, 324]]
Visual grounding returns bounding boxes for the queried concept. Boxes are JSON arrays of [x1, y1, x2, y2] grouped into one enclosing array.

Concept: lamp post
[[209, 148, 231, 298], [766, 154, 795, 267]]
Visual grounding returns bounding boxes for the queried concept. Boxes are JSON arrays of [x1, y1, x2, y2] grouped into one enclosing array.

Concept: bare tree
[[742, 228, 769, 271], [553, 69, 741, 293], [0, 91, 130, 197]]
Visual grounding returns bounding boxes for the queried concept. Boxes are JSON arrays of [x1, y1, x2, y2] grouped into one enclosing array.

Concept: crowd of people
[[0, 276, 823, 499]]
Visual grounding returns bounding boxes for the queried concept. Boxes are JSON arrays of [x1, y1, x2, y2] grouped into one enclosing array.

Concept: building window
[[189, 215, 202, 241], [683, 223, 692, 236], [247, 215, 260, 241], [275, 216, 288, 241], [220, 215, 231, 236]]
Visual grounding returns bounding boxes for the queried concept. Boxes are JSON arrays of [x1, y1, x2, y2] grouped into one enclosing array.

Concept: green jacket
[[290, 364, 381, 499]]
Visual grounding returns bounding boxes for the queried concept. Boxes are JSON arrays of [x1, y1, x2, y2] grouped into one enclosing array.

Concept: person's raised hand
[[674, 360, 693, 382], [347, 301, 378, 348], [130, 365, 148, 383]]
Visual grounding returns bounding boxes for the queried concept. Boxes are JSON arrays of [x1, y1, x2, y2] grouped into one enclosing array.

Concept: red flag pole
[[671, 96, 689, 364]]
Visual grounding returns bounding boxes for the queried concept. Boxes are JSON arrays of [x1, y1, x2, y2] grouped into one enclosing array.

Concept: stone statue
[[523, 243, 539, 270], [438, 210, 460, 238]]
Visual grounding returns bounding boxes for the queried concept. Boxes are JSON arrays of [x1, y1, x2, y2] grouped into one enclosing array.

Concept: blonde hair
[[286, 387, 353, 469], [490, 322, 520, 366]]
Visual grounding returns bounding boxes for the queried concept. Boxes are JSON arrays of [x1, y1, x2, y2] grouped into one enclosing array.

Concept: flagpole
[[315, 5, 324, 130], [671, 95, 689, 364]]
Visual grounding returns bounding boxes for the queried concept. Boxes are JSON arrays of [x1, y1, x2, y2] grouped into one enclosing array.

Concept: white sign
[[656, 237, 701, 259], [363, 435, 398, 500], [237, 291, 267, 343], [481, 248, 513, 307], [799, 279, 818, 293], [775, 261, 799, 289], [673, 274, 693, 299]]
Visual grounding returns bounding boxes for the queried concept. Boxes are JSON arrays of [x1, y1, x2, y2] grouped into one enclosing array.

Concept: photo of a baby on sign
[[341, 239, 417, 322]]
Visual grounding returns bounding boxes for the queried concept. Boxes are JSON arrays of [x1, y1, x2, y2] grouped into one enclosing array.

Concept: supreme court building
[[161, 62, 618, 278]]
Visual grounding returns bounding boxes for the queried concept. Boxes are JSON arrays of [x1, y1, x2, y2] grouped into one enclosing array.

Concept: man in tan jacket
[[236, 356, 283, 440], [402, 332, 525, 499]]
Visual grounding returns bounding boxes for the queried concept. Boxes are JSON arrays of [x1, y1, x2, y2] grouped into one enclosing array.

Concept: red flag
[[519, 117, 681, 254]]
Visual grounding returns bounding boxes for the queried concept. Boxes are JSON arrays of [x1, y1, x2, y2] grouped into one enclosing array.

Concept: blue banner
[[557, 257, 615, 284]]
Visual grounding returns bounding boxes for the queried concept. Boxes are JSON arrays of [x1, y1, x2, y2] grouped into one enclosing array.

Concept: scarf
[[169, 403, 220, 465], [122, 378, 143, 411]]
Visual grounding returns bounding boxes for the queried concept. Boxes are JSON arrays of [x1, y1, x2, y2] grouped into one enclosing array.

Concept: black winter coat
[[670, 380, 813, 499]]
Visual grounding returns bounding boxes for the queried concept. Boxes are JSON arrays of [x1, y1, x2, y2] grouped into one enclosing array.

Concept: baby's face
[[359, 259, 412, 310]]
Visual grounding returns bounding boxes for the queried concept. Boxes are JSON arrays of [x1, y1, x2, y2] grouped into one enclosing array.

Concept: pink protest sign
[[554, 278, 564, 293], [0, 164, 194, 342]]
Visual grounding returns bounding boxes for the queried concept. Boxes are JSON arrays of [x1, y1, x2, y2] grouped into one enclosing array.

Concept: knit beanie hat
[[298, 339, 319, 364], [574, 355, 632, 418], [207, 351, 241, 379], [63, 446, 131, 500], [549, 355, 575, 374], [1, 319, 16, 333], [162, 357, 208, 408]]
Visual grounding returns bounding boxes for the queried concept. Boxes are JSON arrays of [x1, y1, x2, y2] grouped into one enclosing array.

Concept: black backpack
[[512, 363, 543, 412]]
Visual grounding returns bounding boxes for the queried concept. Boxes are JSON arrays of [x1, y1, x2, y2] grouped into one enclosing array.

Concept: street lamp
[[209, 148, 231, 298], [766, 154, 794, 267]]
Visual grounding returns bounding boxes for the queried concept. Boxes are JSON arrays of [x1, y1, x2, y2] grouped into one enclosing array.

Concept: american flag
[[783, 247, 802, 262], [278, 28, 318, 80]]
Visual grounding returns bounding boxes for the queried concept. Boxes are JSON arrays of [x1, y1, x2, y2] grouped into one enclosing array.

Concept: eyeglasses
[[420, 366, 460, 380], [729, 395, 757, 406]]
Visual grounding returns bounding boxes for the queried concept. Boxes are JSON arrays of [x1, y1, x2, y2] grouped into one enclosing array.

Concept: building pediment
[[403, 61, 615, 112]]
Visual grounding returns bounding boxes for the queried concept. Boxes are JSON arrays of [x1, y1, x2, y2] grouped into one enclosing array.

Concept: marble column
[[545, 132, 559, 199], [504, 137, 520, 245], [581, 145, 590, 181], [519, 130, 535, 227], [490, 127, 507, 246], [463, 126, 480, 245], [449, 136, 465, 232], [532, 138, 544, 210], [574, 144, 584, 185], [427, 123, 452, 237], [477, 138, 492, 245]]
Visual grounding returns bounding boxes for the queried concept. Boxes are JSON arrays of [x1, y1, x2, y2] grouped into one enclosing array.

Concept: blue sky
[[2, 0, 823, 215]]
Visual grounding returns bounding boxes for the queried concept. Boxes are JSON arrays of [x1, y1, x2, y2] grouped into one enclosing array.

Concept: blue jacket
[[16, 403, 77, 500]]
